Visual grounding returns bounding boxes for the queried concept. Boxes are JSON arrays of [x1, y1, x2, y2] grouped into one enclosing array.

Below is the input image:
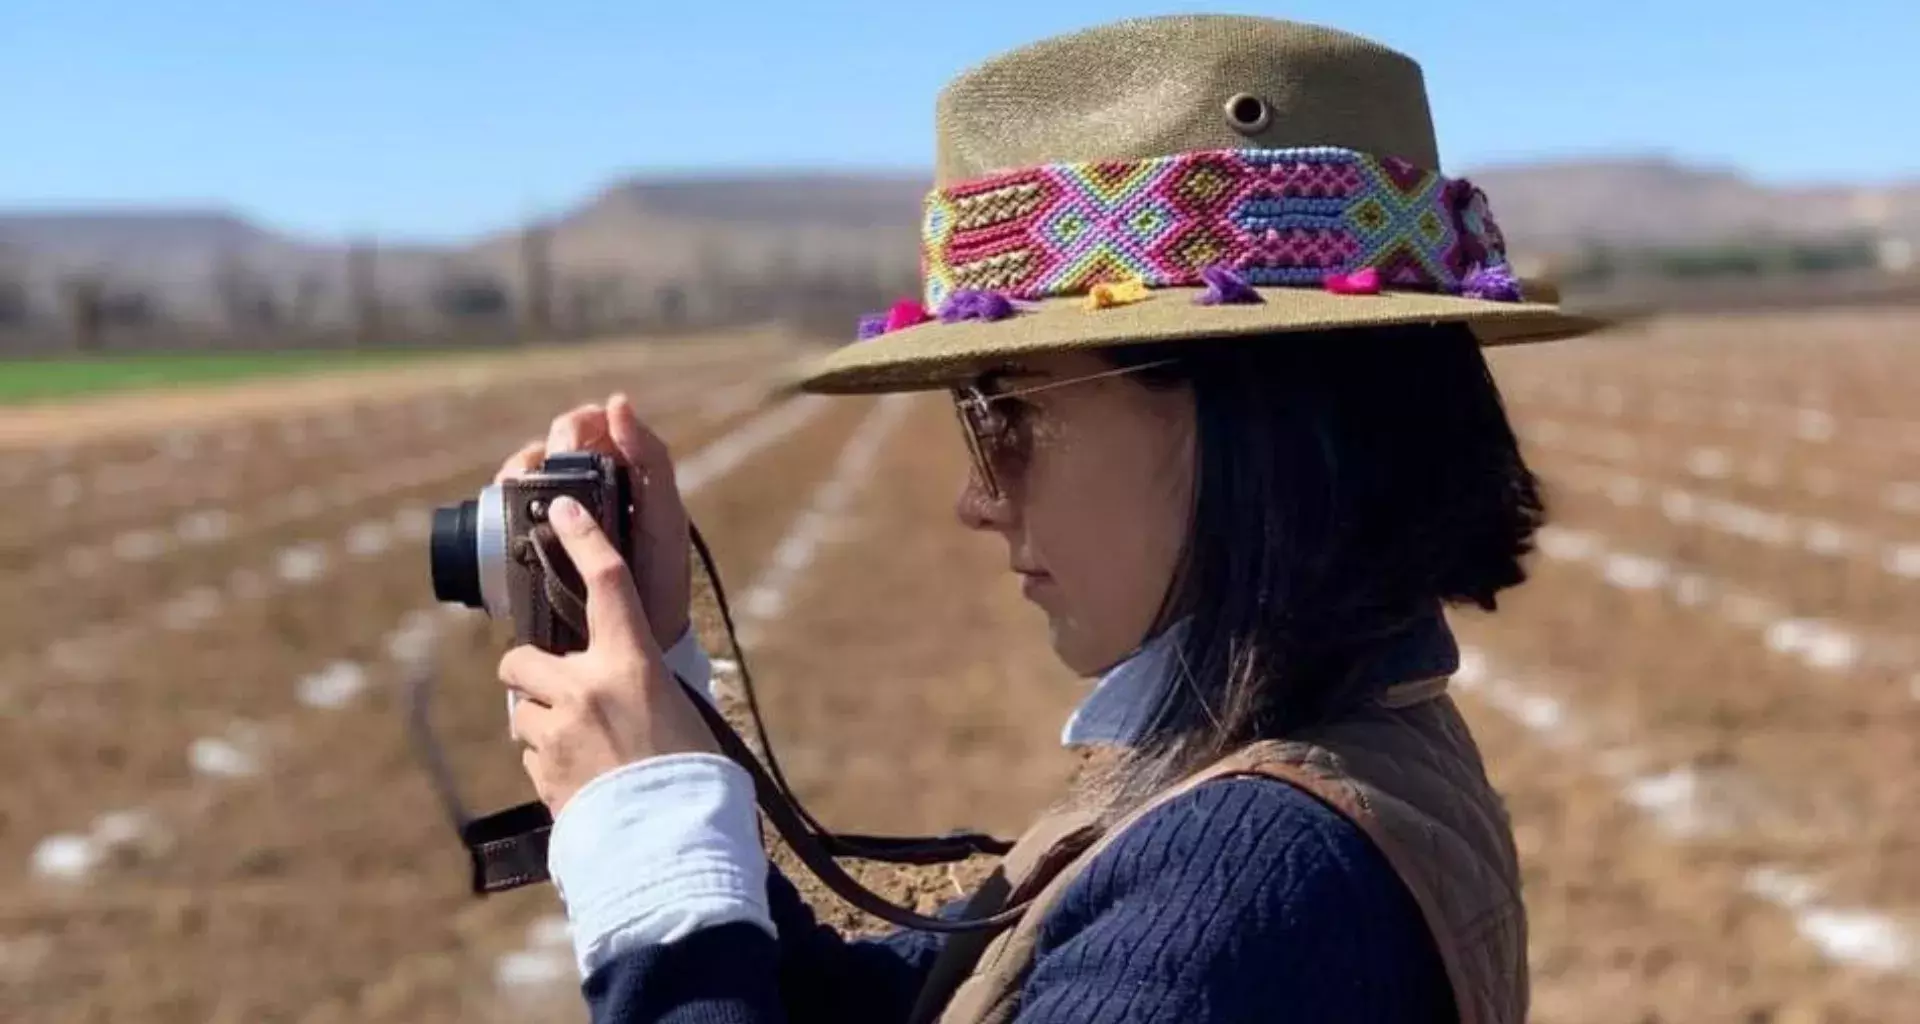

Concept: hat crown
[[935, 15, 1440, 186]]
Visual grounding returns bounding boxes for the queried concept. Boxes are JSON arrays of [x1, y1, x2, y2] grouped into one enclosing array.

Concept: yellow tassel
[[1084, 277, 1152, 310]]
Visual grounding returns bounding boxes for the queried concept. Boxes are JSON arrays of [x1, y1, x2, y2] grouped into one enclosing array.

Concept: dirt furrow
[[0, 381, 772, 664], [0, 358, 756, 559], [1512, 411, 1920, 537], [1451, 552, 1920, 917], [0, 395, 877, 1023], [1449, 677, 1919, 1023], [0, 397, 755, 873], [0, 332, 794, 454], [1531, 462, 1920, 637], [1489, 307, 1918, 425]]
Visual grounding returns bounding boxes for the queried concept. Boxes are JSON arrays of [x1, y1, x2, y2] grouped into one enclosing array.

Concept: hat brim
[[797, 286, 1609, 395]]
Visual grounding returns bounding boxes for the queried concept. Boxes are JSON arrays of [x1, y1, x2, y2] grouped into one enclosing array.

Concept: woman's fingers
[[547, 404, 609, 455], [538, 396, 674, 483], [500, 397, 626, 485], [607, 393, 673, 484], [549, 496, 653, 654], [494, 440, 546, 483], [606, 392, 694, 644], [493, 487, 718, 811], [498, 645, 565, 705], [502, 394, 693, 655], [509, 696, 558, 751]]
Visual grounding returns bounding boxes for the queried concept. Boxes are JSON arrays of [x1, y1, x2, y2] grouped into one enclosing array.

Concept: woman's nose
[[954, 469, 1013, 532]]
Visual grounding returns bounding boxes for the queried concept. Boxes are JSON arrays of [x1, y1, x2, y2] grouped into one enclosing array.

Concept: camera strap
[[405, 521, 1034, 933]]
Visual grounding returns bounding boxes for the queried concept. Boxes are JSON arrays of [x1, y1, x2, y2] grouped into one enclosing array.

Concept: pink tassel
[[883, 299, 933, 332], [1322, 267, 1381, 295]]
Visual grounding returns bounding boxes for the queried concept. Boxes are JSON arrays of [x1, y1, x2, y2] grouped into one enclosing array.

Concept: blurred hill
[[0, 211, 445, 328], [0, 174, 927, 330], [1467, 157, 1920, 254], [460, 173, 925, 298], [1, 157, 1915, 336]]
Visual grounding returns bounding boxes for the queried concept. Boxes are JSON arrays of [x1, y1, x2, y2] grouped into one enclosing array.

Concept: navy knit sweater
[[581, 775, 1454, 1022]]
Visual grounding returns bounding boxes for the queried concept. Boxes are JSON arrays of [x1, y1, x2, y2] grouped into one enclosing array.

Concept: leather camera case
[[499, 455, 633, 654]]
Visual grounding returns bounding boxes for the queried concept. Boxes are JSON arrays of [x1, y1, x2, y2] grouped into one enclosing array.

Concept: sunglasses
[[950, 358, 1179, 500]]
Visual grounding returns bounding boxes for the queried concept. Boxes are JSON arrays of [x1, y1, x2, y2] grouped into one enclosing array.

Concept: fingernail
[[550, 496, 585, 529]]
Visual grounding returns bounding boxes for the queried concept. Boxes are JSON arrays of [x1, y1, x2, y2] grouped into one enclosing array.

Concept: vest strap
[[906, 809, 1101, 1024]]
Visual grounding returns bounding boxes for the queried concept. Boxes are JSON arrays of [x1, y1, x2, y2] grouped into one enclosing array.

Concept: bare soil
[[3, 310, 1918, 1022]]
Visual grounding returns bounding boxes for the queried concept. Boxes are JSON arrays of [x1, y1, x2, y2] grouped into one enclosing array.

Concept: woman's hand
[[498, 495, 719, 814], [496, 392, 693, 647]]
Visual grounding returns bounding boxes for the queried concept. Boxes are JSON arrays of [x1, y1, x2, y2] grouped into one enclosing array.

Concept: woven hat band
[[921, 146, 1517, 309]]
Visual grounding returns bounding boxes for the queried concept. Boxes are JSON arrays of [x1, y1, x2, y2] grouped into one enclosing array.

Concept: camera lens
[[429, 484, 508, 617], [430, 501, 484, 608]]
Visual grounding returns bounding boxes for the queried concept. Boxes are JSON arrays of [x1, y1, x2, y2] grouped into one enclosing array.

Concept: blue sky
[[3, 1, 1915, 242]]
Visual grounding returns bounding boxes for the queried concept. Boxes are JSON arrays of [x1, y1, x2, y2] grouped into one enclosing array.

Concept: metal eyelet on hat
[[1224, 93, 1271, 135]]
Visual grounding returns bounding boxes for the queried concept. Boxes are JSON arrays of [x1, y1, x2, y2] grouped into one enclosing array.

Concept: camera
[[417, 449, 1010, 909], [418, 451, 638, 895], [429, 451, 632, 654]]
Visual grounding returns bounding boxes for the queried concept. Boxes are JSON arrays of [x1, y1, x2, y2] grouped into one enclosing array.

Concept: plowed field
[[3, 311, 1916, 1023]]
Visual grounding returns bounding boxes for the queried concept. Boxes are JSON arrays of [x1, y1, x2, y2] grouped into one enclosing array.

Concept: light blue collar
[[1058, 608, 1461, 749], [1060, 619, 1190, 747]]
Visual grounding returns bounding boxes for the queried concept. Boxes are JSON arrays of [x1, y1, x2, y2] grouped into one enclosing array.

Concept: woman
[[497, 14, 1604, 1023]]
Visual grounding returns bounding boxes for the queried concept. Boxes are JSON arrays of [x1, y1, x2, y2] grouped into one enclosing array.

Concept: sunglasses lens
[[952, 394, 1002, 497], [948, 361, 1177, 502]]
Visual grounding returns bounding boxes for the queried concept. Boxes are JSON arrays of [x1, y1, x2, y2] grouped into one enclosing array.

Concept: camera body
[[429, 452, 632, 653]]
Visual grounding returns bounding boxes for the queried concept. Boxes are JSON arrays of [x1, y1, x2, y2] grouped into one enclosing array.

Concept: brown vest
[[908, 678, 1526, 1024]]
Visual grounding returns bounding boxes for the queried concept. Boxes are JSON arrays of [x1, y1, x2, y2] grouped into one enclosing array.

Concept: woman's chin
[[1044, 619, 1119, 678]]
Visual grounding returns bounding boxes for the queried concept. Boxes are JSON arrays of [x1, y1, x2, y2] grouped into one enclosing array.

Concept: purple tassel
[[1194, 264, 1264, 305], [938, 289, 1017, 323], [1460, 262, 1523, 302], [855, 312, 889, 340]]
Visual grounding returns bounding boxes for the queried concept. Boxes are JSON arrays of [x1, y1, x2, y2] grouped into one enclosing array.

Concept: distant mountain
[[0, 210, 268, 258], [0, 175, 932, 328], [1466, 157, 1920, 255], [2, 158, 1914, 328], [461, 173, 927, 286], [591, 173, 928, 229], [0, 210, 445, 327]]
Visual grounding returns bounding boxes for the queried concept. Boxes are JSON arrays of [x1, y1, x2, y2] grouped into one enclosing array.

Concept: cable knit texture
[[581, 775, 1451, 1022]]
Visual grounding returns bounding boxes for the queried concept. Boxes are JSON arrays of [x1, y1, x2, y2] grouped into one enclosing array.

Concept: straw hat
[[796, 14, 1605, 395]]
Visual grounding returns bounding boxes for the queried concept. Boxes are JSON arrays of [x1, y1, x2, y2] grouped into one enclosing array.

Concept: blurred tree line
[[1558, 233, 1888, 289], [14, 227, 1904, 352], [0, 227, 921, 354]]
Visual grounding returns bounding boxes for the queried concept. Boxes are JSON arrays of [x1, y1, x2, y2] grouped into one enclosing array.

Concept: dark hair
[[1091, 322, 1545, 813]]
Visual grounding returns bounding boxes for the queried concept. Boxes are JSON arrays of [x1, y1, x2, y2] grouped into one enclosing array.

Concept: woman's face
[[954, 350, 1196, 676]]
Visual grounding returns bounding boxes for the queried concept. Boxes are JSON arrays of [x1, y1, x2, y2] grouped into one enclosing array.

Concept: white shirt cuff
[[547, 751, 770, 978]]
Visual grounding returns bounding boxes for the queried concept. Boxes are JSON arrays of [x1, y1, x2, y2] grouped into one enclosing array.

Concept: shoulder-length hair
[[1092, 322, 1545, 813]]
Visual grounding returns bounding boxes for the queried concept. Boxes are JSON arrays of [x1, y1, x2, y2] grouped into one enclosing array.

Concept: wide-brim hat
[[797, 15, 1606, 395]]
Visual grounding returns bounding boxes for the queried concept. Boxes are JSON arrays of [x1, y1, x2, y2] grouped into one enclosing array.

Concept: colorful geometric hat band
[[856, 146, 1525, 340]]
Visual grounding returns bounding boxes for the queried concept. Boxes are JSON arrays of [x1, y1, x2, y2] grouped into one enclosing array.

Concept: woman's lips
[[1016, 569, 1052, 599]]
